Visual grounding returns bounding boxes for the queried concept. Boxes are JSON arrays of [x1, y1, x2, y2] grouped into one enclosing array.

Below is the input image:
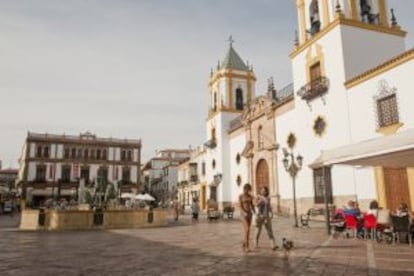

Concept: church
[[177, 0, 414, 216]]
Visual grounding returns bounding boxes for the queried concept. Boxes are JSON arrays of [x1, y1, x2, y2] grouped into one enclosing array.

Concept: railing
[[297, 77, 329, 102], [177, 180, 189, 187], [274, 83, 294, 102], [229, 115, 243, 131], [204, 139, 217, 149]]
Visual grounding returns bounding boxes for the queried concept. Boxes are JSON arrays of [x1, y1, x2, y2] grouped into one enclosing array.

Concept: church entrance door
[[256, 159, 269, 193]]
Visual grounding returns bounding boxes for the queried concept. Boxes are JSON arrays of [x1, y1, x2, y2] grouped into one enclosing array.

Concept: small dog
[[282, 238, 294, 252]]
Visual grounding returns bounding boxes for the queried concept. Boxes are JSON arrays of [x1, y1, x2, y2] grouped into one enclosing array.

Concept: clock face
[[313, 116, 327, 137]]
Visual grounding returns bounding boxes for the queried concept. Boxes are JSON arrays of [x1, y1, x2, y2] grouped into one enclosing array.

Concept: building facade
[[183, 0, 414, 214], [17, 132, 142, 207], [0, 168, 18, 199], [142, 149, 191, 203]]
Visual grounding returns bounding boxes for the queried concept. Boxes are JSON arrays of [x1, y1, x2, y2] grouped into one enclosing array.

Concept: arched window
[[44, 146, 50, 158], [211, 128, 216, 142], [258, 126, 264, 150], [36, 146, 42, 158], [236, 153, 241, 164], [213, 92, 217, 112], [236, 175, 242, 186], [235, 88, 244, 110], [309, 0, 321, 35]]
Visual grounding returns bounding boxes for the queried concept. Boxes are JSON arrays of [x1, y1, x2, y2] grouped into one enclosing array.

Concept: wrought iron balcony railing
[[297, 76, 329, 103], [204, 138, 217, 149]]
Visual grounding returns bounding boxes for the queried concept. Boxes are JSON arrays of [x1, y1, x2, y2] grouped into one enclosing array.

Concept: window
[[44, 146, 50, 158], [236, 153, 241, 164], [121, 150, 126, 161], [210, 186, 217, 201], [377, 94, 399, 128], [61, 166, 71, 183], [97, 167, 108, 183], [201, 162, 206, 176], [84, 149, 89, 159], [35, 165, 46, 182], [310, 62, 321, 85], [235, 88, 244, 110], [211, 128, 216, 142], [236, 175, 242, 186], [97, 149, 101, 160], [213, 92, 217, 112], [127, 150, 132, 161], [313, 167, 333, 204], [258, 126, 264, 150], [309, 0, 321, 35], [64, 148, 70, 159], [71, 148, 76, 158], [36, 146, 42, 158], [91, 149, 95, 159], [102, 149, 107, 160], [122, 167, 131, 182], [80, 167, 90, 184], [77, 149, 82, 158]]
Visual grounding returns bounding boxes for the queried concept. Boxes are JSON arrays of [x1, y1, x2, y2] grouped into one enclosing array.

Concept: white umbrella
[[135, 193, 155, 201], [121, 193, 135, 199], [135, 194, 145, 200], [142, 193, 155, 201]]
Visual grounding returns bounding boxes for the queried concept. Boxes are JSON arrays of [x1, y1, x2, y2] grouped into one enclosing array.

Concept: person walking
[[191, 198, 199, 222], [172, 197, 180, 221], [239, 183, 255, 253], [254, 186, 278, 251]]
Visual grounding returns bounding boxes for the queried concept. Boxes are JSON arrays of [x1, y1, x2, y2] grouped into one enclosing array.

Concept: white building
[[17, 132, 142, 207], [142, 149, 191, 203], [183, 0, 414, 214]]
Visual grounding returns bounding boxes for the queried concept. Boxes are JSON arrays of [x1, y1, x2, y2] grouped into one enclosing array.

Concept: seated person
[[343, 200, 361, 218], [366, 200, 379, 217], [393, 202, 409, 217]]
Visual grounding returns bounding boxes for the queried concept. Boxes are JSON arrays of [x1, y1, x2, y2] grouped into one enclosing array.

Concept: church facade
[[178, 0, 414, 214]]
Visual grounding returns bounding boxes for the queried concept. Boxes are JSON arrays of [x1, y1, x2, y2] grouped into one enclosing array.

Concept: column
[[297, 0, 307, 43]]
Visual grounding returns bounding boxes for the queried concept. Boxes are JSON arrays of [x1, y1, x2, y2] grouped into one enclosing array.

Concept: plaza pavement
[[0, 213, 413, 275]]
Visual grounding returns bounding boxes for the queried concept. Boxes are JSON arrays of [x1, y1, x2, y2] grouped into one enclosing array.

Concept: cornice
[[290, 17, 407, 59], [345, 48, 414, 89]]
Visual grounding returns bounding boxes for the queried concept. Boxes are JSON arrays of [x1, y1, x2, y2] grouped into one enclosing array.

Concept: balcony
[[190, 175, 199, 183], [204, 138, 217, 149], [178, 180, 189, 188], [297, 76, 329, 103]]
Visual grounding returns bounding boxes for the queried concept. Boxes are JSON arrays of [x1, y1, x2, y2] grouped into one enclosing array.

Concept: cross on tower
[[227, 35, 234, 47]]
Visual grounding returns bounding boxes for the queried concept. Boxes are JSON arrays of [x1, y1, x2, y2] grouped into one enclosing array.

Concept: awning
[[309, 128, 414, 168]]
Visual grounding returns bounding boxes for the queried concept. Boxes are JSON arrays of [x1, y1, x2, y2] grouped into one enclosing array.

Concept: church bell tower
[[208, 37, 256, 119]]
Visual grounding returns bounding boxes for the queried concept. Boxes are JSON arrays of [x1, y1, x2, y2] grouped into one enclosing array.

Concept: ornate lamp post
[[282, 134, 303, 227]]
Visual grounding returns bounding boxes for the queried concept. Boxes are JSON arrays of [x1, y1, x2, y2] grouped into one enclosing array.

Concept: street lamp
[[282, 147, 303, 227]]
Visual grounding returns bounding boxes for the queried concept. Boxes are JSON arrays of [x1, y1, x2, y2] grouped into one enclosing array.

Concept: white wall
[[341, 25, 406, 81], [347, 59, 414, 142], [229, 131, 247, 203]]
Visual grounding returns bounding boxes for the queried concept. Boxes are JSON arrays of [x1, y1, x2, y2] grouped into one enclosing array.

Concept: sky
[[0, 0, 413, 168]]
